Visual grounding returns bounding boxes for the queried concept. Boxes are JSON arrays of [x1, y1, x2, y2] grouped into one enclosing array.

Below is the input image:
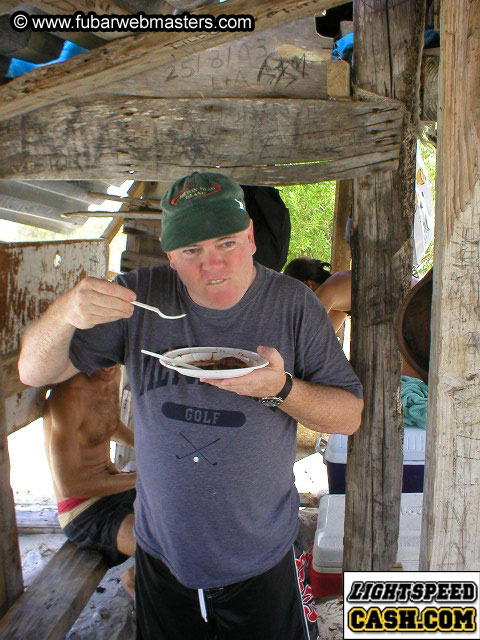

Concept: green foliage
[[282, 143, 437, 278], [279, 181, 336, 268]]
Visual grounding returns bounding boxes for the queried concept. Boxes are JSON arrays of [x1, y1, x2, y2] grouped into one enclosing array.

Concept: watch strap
[[277, 371, 293, 401], [258, 372, 294, 407]]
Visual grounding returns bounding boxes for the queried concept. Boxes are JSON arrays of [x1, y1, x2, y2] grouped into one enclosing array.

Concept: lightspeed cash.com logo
[[343, 571, 479, 639]]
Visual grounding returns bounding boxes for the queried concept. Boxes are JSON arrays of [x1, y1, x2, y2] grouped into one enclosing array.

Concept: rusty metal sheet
[[1, 239, 108, 433], [0, 239, 108, 355], [5, 387, 45, 436]]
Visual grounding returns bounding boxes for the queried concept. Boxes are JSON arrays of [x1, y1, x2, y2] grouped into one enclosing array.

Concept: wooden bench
[[0, 540, 108, 640]]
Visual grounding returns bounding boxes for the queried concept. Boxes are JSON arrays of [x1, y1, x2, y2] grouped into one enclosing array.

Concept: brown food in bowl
[[190, 356, 249, 370]]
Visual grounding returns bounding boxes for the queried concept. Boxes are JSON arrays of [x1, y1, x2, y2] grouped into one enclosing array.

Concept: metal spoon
[[132, 300, 186, 320], [141, 349, 201, 370]]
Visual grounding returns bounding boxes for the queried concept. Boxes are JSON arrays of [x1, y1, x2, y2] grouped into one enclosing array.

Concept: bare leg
[[116, 513, 136, 598], [116, 513, 135, 556], [121, 564, 135, 599]]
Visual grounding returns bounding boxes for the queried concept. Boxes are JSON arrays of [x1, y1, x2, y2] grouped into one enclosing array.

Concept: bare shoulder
[[328, 270, 351, 285], [44, 372, 89, 421], [316, 270, 352, 313]]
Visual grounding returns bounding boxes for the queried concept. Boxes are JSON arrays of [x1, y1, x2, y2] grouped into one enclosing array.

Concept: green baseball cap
[[160, 172, 250, 251]]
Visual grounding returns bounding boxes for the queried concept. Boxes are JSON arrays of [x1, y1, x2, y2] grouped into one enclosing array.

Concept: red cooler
[[309, 493, 423, 599]]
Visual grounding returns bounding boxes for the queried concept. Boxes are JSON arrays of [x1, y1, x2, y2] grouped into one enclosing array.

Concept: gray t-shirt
[[69, 263, 362, 588]]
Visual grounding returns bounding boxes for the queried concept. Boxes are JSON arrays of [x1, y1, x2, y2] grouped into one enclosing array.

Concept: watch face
[[259, 396, 282, 408]]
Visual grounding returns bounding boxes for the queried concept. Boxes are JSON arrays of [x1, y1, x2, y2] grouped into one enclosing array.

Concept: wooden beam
[[0, 360, 23, 618], [0, 97, 403, 180], [0, 1, 20, 12], [165, 0, 222, 9], [63, 210, 162, 218], [101, 15, 333, 100], [26, 1, 133, 15], [0, 0, 347, 122], [419, 0, 480, 571], [343, 0, 425, 572], [0, 541, 107, 639], [25, 0, 146, 41], [15, 507, 61, 534]]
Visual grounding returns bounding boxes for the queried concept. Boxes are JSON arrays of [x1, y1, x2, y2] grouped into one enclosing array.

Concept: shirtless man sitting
[[284, 259, 420, 377], [42, 364, 136, 596]]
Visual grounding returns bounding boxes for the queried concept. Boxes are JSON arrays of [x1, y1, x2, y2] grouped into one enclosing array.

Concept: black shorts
[[63, 489, 135, 567], [135, 537, 319, 640]]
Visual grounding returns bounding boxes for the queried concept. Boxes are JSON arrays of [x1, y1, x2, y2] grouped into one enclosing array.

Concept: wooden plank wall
[[420, 0, 480, 571]]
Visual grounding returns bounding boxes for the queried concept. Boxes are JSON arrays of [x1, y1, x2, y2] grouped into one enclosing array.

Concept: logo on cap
[[171, 183, 221, 205]]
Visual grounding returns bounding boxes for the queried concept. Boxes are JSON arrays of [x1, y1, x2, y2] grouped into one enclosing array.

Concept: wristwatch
[[258, 372, 293, 408]]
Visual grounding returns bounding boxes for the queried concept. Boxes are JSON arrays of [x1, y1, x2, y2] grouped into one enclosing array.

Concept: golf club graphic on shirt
[[176, 433, 220, 466]]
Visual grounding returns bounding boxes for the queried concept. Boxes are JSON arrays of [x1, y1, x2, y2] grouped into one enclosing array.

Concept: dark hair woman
[[283, 258, 332, 287], [284, 258, 351, 333]]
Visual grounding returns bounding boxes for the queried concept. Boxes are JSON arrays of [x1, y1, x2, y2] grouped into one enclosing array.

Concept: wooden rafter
[[63, 210, 161, 217], [100, 180, 146, 249], [165, 0, 221, 9], [100, 15, 333, 101], [25, 1, 133, 15], [0, 96, 403, 181], [0, 0, 347, 122]]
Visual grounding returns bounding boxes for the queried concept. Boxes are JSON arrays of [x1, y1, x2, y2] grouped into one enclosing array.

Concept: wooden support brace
[[62, 211, 162, 218], [0, 541, 108, 640]]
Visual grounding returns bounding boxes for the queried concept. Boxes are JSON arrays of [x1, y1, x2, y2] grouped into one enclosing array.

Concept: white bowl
[[143, 346, 269, 379]]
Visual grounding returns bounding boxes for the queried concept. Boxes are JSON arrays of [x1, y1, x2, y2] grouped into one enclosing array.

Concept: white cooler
[[316, 427, 426, 494], [309, 492, 423, 599]]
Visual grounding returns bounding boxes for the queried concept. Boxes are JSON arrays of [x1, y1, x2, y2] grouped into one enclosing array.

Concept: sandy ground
[[9, 420, 343, 639]]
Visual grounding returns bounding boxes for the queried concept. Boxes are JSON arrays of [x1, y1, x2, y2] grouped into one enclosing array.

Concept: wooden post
[[330, 180, 352, 343], [331, 180, 352, 274], [419, 0, 480, 571], [344, 0, 425, 571], [0, 360, 23, 617]]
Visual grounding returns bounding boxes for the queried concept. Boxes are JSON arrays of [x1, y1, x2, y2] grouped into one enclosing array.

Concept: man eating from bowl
[[19, 171, 363, 640]]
